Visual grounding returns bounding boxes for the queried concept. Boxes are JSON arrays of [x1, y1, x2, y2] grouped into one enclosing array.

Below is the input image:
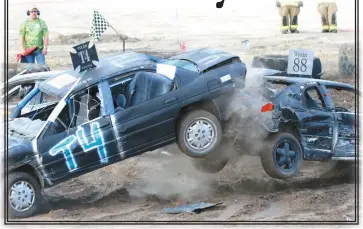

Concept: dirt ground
[[6, 0, 358, 223], [17, 152, 353, 222]]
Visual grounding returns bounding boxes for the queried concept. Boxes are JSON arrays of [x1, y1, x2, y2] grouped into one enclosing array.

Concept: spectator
[[19, 5, 49, 64]]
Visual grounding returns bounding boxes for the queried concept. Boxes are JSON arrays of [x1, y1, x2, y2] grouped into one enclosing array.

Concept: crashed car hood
[[0, 133, 33, 160], [4, 135, 35, 169], [7, 117, 46, 140], [170, 48, 239, 72], [7, 135, 33, 151]]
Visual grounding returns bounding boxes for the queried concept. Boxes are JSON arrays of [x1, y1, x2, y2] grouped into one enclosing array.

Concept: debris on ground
[[163, 202, 223, 214]]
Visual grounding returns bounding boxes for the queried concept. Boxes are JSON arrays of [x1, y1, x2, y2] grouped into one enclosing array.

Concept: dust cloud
[[126, 151, 217, 202]]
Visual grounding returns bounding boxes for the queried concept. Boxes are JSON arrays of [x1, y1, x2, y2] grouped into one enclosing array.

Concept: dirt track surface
[[20, 151, 356, 221], [7, 0, 357, 222]]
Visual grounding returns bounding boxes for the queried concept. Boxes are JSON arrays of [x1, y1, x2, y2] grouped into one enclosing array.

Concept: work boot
[[330, 29, 338, 33], [322, 29, 329, 33], [290, 29, 299, 33], [281, 30, 288, 34]]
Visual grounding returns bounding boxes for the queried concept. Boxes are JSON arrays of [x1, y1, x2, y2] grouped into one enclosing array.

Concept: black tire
[[177, 109, 223, 158], [192, 156, 228, 173], [251, 55, 322, 79], [7, 172, 43, 218], [252, 55, 288, 72], [261, 132, 303, 179]]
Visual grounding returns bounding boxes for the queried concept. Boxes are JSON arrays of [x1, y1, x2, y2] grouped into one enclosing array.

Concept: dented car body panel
[[7, 49, 247, 188], [262, 76, 358, 161]]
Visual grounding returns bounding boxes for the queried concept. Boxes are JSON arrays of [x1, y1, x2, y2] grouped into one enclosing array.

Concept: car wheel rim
[[274, 140, 299, 172], [184, 118, 216, 154], [9, 181, 35, 212]]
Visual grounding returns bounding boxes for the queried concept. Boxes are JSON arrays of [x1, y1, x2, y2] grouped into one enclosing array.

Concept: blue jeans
[[21, 49, 46, 64]]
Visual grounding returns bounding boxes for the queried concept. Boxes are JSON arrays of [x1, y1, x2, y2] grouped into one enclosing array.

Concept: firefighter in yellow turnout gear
[[317, 0, 338, 33], [276, 0, 303, 34]]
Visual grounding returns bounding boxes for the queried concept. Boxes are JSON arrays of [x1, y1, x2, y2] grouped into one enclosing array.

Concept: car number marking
[[49, 122, 108, 172], [76, 122, 108, 164], [49, 135, 78, 171]]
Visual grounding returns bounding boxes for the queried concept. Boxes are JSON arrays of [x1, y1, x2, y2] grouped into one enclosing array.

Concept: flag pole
[[108, 24, 127, 52]]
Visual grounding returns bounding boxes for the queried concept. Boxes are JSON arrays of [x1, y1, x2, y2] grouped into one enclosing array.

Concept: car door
[[297, 84, 335, 160], [110, 71, 183, 158], [36, 84, 119, 185], [325, 86, 357, 159]]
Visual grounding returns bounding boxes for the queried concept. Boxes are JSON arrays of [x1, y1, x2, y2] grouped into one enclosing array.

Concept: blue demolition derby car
[[6, 48, 247, 218]]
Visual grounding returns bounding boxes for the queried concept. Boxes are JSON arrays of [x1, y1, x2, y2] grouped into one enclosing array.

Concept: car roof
[[170, 48, 238, 72], [39, 51, 157, 98], [263, 76, 356, 92]]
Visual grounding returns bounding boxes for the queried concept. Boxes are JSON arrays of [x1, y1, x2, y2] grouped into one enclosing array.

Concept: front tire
[[7, 172, 43, 218], [261, 132, 303, 179]]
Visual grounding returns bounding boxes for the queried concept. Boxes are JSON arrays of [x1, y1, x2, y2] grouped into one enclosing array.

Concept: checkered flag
[[90, 10, 110, 41]]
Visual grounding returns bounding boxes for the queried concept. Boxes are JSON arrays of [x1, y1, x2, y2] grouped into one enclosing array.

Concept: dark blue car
[[6, 48, 247, 218]]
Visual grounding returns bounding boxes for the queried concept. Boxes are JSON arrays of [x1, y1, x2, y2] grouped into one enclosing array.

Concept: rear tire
[[7, 172, 43, 218], [177, 109, 222, 158], [191, 139, 232, 173], [191, 157, 228, 173], [177, 109, 227, 173], [261, 132, 303, 179]]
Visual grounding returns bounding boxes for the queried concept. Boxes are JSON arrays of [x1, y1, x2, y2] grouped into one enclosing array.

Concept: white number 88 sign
[[287, 49, 314, 76]]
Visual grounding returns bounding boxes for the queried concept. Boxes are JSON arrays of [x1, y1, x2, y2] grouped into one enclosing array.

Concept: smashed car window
[[19, 91, 55, 115], [41, 92, 59, 104], [327, 88, 355, 113], [110, 77, 129, 110], [9, 90, 59, 139], [73, 86, 102, 126], [43, 102, 72, 136], [304, 87, 325, 109]]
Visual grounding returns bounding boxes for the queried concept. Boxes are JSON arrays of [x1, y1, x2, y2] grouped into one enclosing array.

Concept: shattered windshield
[[39, 85, 103, 139], [9, 88, 59, 140]]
